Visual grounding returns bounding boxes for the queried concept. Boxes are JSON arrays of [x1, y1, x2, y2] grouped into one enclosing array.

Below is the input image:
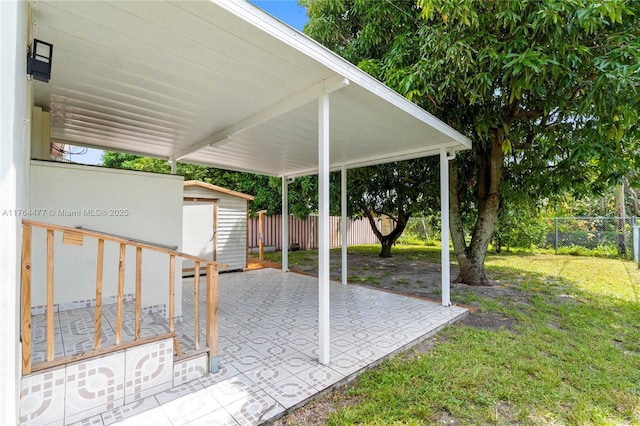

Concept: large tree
[[303, 0, 640, 285], [340, 158, 440, 257]]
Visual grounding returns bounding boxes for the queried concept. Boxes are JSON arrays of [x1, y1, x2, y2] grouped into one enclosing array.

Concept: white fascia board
[[172, 74, 349, 161], [216, 0, 472, 149], [178, 156, 282, 177], [284, 142, 464, 178]]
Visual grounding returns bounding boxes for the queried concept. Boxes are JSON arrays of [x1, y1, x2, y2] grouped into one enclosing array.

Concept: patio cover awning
[[32, 0, 470, 177], [30, 0, 471, 367]]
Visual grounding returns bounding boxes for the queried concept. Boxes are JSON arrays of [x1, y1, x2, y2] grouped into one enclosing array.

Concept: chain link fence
[[546, 217, 637, 258]]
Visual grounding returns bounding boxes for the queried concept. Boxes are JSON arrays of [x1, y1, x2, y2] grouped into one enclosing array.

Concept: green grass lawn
[[259, 244, 443, 268], [268, 246, 640, 425]]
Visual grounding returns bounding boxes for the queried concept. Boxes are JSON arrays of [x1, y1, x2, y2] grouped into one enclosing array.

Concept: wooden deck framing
[[20, 219, 226, 375]]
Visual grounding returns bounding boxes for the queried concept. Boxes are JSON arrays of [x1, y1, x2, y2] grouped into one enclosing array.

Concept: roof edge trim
[[184, 180, 255, 200], [214, 0, 471, 148]]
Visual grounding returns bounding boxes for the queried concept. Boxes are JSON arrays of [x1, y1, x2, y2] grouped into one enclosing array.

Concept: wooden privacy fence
[[20, 219, 224, 375], [248, 214, 380, 251]]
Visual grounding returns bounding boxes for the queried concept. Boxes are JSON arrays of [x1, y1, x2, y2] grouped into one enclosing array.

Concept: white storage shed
[[182, 180, 254, 272]]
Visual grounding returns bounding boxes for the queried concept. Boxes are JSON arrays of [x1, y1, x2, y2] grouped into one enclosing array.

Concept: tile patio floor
[[33, 268, 467, 425]]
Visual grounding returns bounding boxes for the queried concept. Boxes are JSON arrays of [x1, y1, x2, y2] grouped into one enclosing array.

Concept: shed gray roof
[[184, 180, 254, 201]]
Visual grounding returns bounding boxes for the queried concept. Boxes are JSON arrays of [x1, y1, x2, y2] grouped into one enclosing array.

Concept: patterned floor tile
[[279, 352, 317, 375], [174, 354, 208, 387], [297, 364, 346, 391], [183, 407, 239, 425], [225, 389, 284, 425], [199, 363, 242, 388], [326, 352, 368, 376], [254, 342, 299, 361], [205, 374, 264, 407], [26, 268, 467, 426], [346, 344, 389, 364], [101, 396, 160, 425], [297, 344, 340, 361], [159, 387, 222, 425], [221, 341, 256, 357], [67, 414, 103, 426], [225, 348, 269, 373], [124, 338, 173, 401], [283, 335, 315, 351], [368, 334, 405, 352], [244, 364, 292, 388], [103, 406, 173, 426], [387, 329, 415, 346], [154, 379, 204, 405], [262, 375, 317, 409], [65, 353, 125, 422], [19, 367, 66, 426]]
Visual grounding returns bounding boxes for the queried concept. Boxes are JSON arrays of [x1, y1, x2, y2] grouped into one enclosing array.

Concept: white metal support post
[[440, 148, 451, 306], [282, 176, 289, 272], [341, 164, 348, 285], [318, 93, 331, 365]]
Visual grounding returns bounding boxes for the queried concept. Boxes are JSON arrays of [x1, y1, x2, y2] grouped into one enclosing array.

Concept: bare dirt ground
[[247, 249, 524, 425]]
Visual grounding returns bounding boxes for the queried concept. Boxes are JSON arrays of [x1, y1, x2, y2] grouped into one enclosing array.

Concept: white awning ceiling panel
[[33, 0, 471, 177]]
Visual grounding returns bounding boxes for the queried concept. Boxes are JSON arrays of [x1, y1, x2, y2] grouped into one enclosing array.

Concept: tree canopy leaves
[[303, 0, 640, 283], [101, 152, 318, 217]]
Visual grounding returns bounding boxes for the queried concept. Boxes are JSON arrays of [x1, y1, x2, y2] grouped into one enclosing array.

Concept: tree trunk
[[624, 177, 640, 216], [364, 210, 411, 258], [380, 239, 394, 257], [449, 132, 504, 286]]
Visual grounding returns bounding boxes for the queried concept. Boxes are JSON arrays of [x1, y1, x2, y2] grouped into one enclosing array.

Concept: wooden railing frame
[[20, 219, 226, 376], [94, 239, 104, 350]]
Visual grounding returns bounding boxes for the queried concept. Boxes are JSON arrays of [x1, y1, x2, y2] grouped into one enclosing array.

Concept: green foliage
[[101, 151, 320, 217], [492, 201, 548, 251], [545, 190, 618, 218], [341, 158, 440, 219], [396, 216, 440, 246], [554, 244, 620, 258], [303, 0, 640, 282]]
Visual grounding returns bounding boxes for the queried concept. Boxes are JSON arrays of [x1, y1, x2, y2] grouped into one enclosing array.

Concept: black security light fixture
[[27, 39, 53, 82]]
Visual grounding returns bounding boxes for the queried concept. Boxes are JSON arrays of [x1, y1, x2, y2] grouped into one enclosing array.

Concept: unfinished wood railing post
[[206, 264, 219, 372], [168, 254, 181, 355], [115, 243, 126, 345], [212, 201, 218, 261], [135, 246, 142, 340], [46, 229, 55, 362], [193, 262, 200, 350], [20, 220, 227, 374], [21, 224, 32, 375], [94, 239, 104, 350]]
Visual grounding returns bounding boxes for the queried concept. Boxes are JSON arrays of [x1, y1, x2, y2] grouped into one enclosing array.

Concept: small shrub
[[556, 244, 619, 258]]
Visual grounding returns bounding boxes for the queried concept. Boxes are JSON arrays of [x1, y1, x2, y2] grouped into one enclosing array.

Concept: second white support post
[[282, 177, 289, 272], [440, 148, 451, 306], [341, 164, 348, 285], [318, 93, 330, 365]]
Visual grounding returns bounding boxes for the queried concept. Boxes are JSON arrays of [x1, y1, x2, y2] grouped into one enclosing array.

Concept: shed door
[[182, 198, 218, 273]]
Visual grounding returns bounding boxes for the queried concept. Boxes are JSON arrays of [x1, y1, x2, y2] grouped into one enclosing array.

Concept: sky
[[251, 0, 308, 31], [70, 1, 309, 166]]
